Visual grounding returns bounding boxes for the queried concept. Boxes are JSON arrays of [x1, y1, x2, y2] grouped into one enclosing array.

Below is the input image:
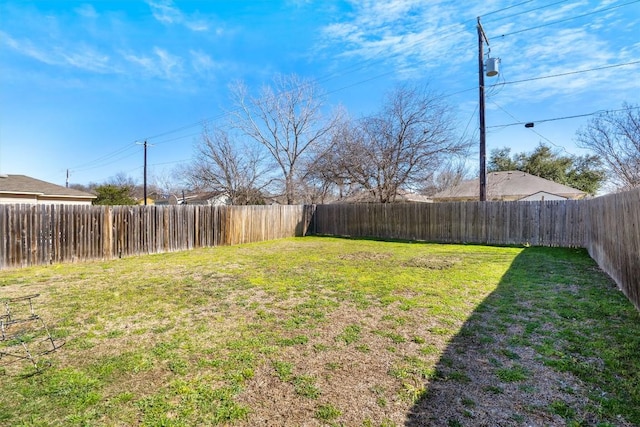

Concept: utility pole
[[137, 140, 150, 205], [66, 169, 70, 188], [478, 17, 489, 202], [476, 18, 500, 201], [143, 140, 148, 206]]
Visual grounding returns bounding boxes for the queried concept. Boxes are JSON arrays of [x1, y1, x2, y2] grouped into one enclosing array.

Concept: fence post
[[102, 206, 113, 260]]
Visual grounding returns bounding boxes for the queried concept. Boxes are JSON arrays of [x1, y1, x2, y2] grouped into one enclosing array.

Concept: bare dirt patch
[[407, 319, 596, 426], [338, 252, 394, 262], [237, 303, 443, 426], [402, 256, 462, 270]]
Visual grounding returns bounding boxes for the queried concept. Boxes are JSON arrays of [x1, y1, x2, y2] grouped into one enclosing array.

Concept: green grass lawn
[[1, 237, 638, 426]]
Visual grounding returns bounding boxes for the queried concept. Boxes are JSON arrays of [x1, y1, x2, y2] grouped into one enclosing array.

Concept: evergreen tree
[[92, 184, 138, 205]]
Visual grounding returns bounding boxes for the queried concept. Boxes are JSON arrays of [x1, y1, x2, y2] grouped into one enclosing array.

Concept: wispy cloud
[[190, 50, 218, 73], [535, 0, 588, 23], [146, 0, 210, 32], [154, 47, 183, 79], [123, 47, 184, 80], [146, 0, 181, 24], [1, 31, 57, 65], [1, 31, 115, 73], [62, 47, 112, 73], [0, 2, 224, 85], [318, 0, 473, 78], [75, 4, 98, 19]]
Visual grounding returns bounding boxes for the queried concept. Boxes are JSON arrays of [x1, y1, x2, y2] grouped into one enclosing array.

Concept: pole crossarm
[[477, 17, 490, 46]]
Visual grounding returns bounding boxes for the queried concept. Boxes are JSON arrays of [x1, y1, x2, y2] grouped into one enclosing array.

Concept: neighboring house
[[177, 191, 231, 206], [0, 174, 96, 205], [432, 171, 586, 202]]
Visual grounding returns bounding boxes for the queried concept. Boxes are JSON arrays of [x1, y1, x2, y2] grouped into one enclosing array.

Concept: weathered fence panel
[[583, 188, 640, 311], [314, 200, 586, 247], [0, 204, 313, 269]]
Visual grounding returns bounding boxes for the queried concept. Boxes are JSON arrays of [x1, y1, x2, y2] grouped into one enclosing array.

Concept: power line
[[483, 0, 572, 23], [317, 0, 638, 96], [151, 158, 192, 167], [72, 146, 142, 173], [488, 100, 574, 155], [314, 0, 546, 88], [69, 143, 138, 171], [448, 59, 640, 108], [488, 106, 640, 129], [481, 0, 537, 18], [496, 0, 640, 38], [498, 60, 640, 86]]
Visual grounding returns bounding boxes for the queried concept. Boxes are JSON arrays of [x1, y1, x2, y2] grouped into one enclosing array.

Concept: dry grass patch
[[402, 256, 462, 270]]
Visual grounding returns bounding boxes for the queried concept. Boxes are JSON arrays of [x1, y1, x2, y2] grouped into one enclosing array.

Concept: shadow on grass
[[405, 246, 640, 427]]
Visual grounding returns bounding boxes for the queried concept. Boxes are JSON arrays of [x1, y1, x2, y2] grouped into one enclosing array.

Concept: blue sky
[[1, 0, 638, 188]]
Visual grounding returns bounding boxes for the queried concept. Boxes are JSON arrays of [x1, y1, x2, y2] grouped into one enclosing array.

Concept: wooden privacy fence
[[0, 204, 314, 269], [314, 199, 586, 247], [582, 188, 640, 311]]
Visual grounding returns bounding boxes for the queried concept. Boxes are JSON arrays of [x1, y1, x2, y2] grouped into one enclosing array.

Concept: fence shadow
[[404, 246, 638, 426]]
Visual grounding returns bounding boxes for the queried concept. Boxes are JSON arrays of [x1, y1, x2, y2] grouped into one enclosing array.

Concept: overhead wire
[[488, 105, 640, 129], [69, 143, 139, 171], [481, 0, 537, 18], [496, 0, 640, 38], [314, 0, 584, 92], [497, 60, 640, 86], [488, 100, 577, 156], [70, 145, 142, 173], [483, 0, 573, 24]]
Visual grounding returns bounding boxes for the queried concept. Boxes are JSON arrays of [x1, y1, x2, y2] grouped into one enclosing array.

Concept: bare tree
[[327, 84, 468, 202], [420, 159, 469, 196], [150, 168, 184, 203], [105, 173, 141, 200], [229, 74, 338, 204], [183, 126, 270, 205], [304, 115, 357, 201], [576, 104, 640, 191]]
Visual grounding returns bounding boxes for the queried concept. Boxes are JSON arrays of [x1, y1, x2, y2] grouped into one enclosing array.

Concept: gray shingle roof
[[432, 171, 586, 201], [0, 174, 96, 199]]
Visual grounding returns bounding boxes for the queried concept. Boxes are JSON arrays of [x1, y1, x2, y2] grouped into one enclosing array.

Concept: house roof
[[432, 171, 586, 201], [0, 174, 96, 200], [177, 191, 230, 205]]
